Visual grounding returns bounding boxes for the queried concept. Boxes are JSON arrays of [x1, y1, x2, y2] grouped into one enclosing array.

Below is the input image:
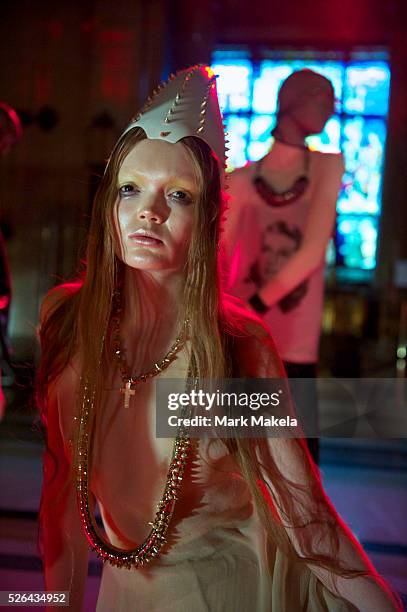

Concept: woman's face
[[114, 138, 199, 273]]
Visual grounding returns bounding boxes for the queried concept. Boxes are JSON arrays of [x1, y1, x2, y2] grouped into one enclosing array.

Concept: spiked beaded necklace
[[76, 294, 193, 569], [76, 384, 192, 569]]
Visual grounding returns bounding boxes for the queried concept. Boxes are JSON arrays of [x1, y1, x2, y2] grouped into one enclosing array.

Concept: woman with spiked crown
[[37, 66, 401, 611]]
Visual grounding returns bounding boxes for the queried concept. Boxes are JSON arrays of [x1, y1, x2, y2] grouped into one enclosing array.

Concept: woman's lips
[[129, 234, 163, 247]]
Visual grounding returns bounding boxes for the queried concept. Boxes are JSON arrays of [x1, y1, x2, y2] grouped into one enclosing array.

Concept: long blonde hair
[[37, 127, 383, 599]]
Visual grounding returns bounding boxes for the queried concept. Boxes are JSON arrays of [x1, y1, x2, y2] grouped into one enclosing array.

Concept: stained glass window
[[212, 50, 391, 281]]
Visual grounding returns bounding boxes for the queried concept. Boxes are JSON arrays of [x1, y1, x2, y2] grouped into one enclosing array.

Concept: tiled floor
[[0, 398, 406, 611]]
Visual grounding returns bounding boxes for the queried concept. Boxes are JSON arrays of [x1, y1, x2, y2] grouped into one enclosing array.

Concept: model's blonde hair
[[37, 127, 383, 600]]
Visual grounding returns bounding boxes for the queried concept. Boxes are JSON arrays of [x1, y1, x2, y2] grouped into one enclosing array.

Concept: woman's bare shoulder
[[39, 281, 81, 325]]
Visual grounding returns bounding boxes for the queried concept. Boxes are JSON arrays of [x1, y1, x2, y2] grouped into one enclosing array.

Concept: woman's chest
[[91, 347, 191, 505], [91, 345, 217, 538], [91, 427, 250, 546], [91, 382, 175, 504], [55, 350, 252, 544]]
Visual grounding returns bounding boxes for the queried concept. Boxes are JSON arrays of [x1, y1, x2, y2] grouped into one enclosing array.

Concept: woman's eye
[[118, 184, 139, 197], [169, 190, 193, 204]]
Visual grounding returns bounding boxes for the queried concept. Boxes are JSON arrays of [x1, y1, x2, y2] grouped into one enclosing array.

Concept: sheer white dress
[[51, 329, 358, 611]]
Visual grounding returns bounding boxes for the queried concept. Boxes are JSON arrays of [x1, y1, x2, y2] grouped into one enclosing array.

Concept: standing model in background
[[223, 70, 345, 465]]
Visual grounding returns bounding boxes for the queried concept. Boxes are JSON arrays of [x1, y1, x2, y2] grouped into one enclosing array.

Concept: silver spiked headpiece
[[120, 65, 228, 179]]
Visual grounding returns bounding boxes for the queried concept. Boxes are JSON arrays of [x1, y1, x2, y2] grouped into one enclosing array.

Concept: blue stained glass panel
[[306, 116, 341, 152], [252, 63, 292, 113], [336, 215, 378, 270], [338, 117, 387, 214], [344, 62, 390, 115], [224, 115, 250, 170], [326, 239, 336, 267], [247, 115, 276, 161], [212, 61, 252, 112], [249, 114, 275, 141]]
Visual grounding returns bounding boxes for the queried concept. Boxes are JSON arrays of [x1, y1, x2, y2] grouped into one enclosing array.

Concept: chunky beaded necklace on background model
[[252, 146, 310, 206], [76, 293, 193, 569]]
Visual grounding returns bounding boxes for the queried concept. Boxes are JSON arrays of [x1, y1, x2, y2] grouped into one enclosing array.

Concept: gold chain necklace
[[112, 290, 187, 408], [76, 378, 193, 569]]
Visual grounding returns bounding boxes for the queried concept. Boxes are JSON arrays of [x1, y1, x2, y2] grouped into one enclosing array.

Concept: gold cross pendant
[[120, 380, 136, 408]]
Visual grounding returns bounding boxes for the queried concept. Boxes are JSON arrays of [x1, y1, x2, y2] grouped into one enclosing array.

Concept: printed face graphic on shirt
[[246, 220, 309, 313], [259, 221, 302, 278]]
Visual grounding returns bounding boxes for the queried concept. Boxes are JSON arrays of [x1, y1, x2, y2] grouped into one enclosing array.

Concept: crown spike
[[120, 65, 226, 184]]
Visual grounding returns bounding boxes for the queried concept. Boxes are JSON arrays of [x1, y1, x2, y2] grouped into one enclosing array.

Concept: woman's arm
[[258, 153, 344, 307], [231, 319, 401, 611], [261, 436, 401, 611], [41, 399, 92, 612], [237, 326, 402, 611], [39, 289, 90, 612]]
